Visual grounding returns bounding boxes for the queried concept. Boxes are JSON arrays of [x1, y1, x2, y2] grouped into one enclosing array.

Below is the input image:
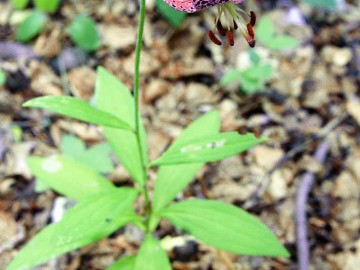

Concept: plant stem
[[134, 0, 151, 231]]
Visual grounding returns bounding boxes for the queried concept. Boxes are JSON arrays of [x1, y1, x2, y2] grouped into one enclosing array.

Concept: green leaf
[[241, 65, 274, 81], [10, 0, 29, 9], [34, 178, 50, 193], [256, 16, 299, 50], [160, 199, 290, 257], [34, 0, 60, 13], [6, 189, 139, 270], [60, 134, 86, 157], [134, 234, 171, 270], [16, 11, 46, 42], [267, 35, 299, 50], [240, 77, 263, 94], [152, 111, 220, 213], [67, 14, 101, 52], [95, 67, 147, 185], [220, 70, 242, 86], [256, 16, 275, 44], [249, 50, 261, 65], [107, 255, 136, 270], [23, 96, 133, 130], [27, 155, 115, 201], [151, 132, 266, 166], [60, 135, 114, 174], [155, 0, 187, 28], [304, 0, 336, 9], [0, 69, 6, 86]]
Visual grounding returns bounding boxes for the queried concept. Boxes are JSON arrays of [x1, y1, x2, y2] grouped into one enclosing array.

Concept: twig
[[296, 140, 330, 270]]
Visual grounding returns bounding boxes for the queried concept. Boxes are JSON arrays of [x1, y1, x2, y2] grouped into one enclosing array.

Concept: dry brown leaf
[[68, 66, 97, 101]]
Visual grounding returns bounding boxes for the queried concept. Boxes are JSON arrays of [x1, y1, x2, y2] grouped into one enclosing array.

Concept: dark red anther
[[208, 30, 222, 46], [233, 20, 238, 30], [248, 39, 256, 48], [227, 30, 234, 46], [246, 23, 255, 38], [250, 11, 256, 26], [216, 20, 226, 36]]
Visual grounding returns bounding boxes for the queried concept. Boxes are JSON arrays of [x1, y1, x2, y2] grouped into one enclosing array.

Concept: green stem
[[134, 0, 151, 231]]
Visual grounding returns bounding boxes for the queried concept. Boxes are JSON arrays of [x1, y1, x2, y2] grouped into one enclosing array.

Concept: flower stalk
[[134, 0, 151, 231]]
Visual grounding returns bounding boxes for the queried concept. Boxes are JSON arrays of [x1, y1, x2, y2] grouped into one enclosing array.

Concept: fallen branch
[[296, 140, 330, 270]]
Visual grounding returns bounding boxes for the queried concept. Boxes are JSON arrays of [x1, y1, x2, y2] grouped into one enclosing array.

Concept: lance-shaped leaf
[[95, 67, 148, 184], [152, 111, 220, 212], [107, 255, 136, 270], [6, 188, 139, 270], [23, 96, 132, 130], [160, 199, 290, 257], [151, 132, 266, 166], [28, 155, 115, 201], [134, 234, 171, 270]]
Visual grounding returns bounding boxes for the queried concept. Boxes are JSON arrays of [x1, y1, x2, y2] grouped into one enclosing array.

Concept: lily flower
[[163, 0, 256, 47]]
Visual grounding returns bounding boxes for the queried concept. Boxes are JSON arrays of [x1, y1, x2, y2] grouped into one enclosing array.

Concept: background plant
[[221, 50, 275, 94], [6, 1, 289, 269], [0, 69, 6, 86], [10, 0, 100, 51], [256, 16, 299, 50]]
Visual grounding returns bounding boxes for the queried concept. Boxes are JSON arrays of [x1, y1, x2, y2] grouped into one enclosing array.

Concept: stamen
[[246, 23, 255, 38], [233, 20, 238, 30], [208, 30, 222, 46], [210, 4, 256, 48], [227, 30, 234, 46], [250, 11, 256, 26], [216, 20, 226, 36], [247, 39, 256, 48]]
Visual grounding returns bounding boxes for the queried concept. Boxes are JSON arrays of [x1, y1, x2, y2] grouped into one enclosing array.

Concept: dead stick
[[296, 140, 330, 270]]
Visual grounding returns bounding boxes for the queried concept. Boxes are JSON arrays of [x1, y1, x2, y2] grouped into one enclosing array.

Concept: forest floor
[[0, 0, 360, 269]]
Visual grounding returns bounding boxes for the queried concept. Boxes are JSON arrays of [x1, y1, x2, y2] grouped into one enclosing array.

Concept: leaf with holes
[[152, 111, 220, 213], [151, 132, 266, 166]]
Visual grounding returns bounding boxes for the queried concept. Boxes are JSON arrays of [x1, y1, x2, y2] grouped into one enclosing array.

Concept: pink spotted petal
[[163, 0, 244, 13], [163, 0, 197, 12]]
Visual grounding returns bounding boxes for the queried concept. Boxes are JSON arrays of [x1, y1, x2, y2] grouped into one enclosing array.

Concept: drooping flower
[[163, 0, 256, 47]]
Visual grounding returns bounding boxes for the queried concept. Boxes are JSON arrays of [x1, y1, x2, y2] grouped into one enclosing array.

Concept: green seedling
[[303, 0, 337, 9], [256, 16, 299, 50], [10, 0, 29, 9], [12, 2, 100, 51], [34, 0, 60, 13], [67, 14, 101, 52], [16, 10, 46, 42], [221, 50, 275, 94], [7, 67, 288, 270], [0, 69, 6, 86]]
